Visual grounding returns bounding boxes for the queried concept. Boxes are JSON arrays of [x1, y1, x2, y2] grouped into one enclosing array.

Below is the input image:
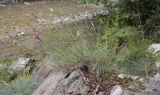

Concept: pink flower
[[34, 33, 41, 40], [34, 33, 43, 45]]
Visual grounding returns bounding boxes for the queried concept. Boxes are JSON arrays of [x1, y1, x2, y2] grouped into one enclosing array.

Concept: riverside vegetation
[[0, 0, 160, 95]]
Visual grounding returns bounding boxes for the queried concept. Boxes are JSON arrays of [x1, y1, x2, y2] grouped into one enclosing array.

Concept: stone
[[156, 62, 160, 68], [136, 91, 160, 95], [148, 44, 160, 54], [32, 57, 56, 80], [0, 4, 6, 7], [49, 8, 54, 12], [145, 73, 160, 92], [122, 89, 137, 95], [130, 76, 139, 80], [122, 85, 140, 95], [24, 2, 30, 5], [32, 62, 54, 80], [118, 74, 126, 79], [110, 85, 123, 95], [32, 69, 90, 95], [153, 73, 160, 81], [32, 70, 68, 95], [11, 57, 30, 70], [9, 27, 26, 38], [139, 78, 144, 82], [98, 92, 106, 95]]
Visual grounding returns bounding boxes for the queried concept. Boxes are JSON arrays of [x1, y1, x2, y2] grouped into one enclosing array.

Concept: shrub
[[0, 75, 40, 95], [44, 25, 154, 76], [43, 0, 158, 76]]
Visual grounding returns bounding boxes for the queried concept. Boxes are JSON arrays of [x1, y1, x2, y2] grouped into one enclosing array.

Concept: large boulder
[[32, 58, 55, 80], [32, 69, 90, 95]]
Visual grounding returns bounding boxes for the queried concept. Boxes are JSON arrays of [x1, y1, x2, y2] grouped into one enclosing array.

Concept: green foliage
[[44, 29, 96, 68], [0, 61, 14, 81], [43, 0, 158, 76], [98, 26, 154, 75], [0, 75, 40, 95], [80, 0, 158, 75], [106, 0, 160, 41], [44, 25, 154, 76]]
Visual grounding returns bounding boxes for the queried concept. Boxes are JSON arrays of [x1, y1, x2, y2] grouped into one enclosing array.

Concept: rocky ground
[[31, 44, 160, 95], [0, 0, 160, 95], [0, 0, 107, 61]]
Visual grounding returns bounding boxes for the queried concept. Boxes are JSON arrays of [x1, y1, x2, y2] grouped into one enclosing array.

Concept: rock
[[32, 69, 90, 95], [76, 30, 81, 38], [0, 57, 32, 81], [32, 58, 55, 80], [34, 63, 53, 78], [98, 92, 106, 95], [0, 4, 6, 7], [130, 73, 160, 95], [139, 78, 144, 82], [49, 8, 54, 12], [118, 74, 140, 80], [24, 2, 30, 5], [11, 57, 30, 70], [110, 85, 123, 95], [136, 91, 160, 95], [32, 70, 68, 95], [118, 74, 126, 79], [156, 62, 160, 68], [9, 27, 26, 38], [148, 44, 160, 54], [123, 85, 141, 95], [145, 73, 160, 92], [130, 76, 139, 80], [153, 73, 160, 81], [122, 89, 137, 95]]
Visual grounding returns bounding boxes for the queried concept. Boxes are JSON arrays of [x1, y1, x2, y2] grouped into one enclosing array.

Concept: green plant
[[98, 26, 154, 75], [0, 75, 40, 95]]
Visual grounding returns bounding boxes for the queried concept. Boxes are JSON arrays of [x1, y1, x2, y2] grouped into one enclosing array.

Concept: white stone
[[156, 62, 160, 68], [110, 85, 123, 95], [49, 8, 54, 12], [148, 44, 160, 54], [139, 78, 144, 82], [24, 2, 31, 5], [130, 76, 139, 80], [17, 57, 30, 65], [20, 32, 25, 35], [11, 57, 30, 70], [76, 30, 81, 37], [0, 4, 6, 7], [153, 73, 160, 81], [118, 74, 125, 79]]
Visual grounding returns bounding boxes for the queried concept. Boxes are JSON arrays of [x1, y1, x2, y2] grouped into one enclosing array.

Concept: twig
[[91, 85, 100, 95]]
